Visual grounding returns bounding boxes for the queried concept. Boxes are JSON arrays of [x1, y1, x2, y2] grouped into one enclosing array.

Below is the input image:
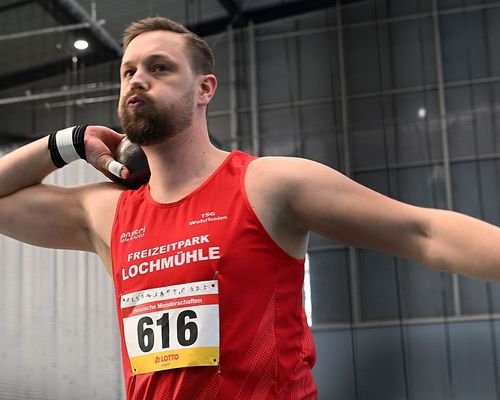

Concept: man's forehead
[[122, 30, 187, 63]]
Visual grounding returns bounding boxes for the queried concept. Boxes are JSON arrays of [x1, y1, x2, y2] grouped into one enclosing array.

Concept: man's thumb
[[107, 159, 125, 178]]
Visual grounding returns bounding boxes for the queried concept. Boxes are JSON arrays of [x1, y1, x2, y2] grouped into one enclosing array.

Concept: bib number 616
[[137, 310, 198, 352]]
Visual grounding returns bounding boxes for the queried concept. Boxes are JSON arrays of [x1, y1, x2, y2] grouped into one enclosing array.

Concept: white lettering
[[139, 262, 148, 275], [198, 248, 209, 261], [122, 268, 129, 280], [200, 235, 209, 244], [150, 258, 161, 272], [129, 264, 138, 278], [174, 251, 185, 266], [209, 247, 221, 259], [120, 225, 147, 243], [162, 256, 174, 269], [186, 250, 198, 263], [120, 236, 222, 281]]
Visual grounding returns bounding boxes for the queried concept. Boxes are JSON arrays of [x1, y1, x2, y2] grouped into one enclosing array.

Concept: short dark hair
[[122, 17, 215, 75]]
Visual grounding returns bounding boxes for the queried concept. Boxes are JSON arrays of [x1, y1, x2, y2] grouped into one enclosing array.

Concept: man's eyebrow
[[120, 54, 177, 69], [147, 54, 176, 63], [120, 60, 134, 70]]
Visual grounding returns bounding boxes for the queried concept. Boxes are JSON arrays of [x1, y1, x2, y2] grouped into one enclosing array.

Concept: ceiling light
[[74, 39, 89, 50], [418, 107, 426, 119]]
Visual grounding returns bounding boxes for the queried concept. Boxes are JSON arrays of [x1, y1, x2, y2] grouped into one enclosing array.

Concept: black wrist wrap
[[72, 125, 87, 161], [47, 125, 88, 168], [48, 132, 66, 168]]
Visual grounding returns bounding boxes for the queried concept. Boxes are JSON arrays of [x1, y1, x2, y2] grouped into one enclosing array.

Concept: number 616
[[137, 310, 198, 352]]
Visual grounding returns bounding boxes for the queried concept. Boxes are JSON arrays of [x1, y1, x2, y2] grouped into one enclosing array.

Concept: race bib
[[120, 280, 220, 375]]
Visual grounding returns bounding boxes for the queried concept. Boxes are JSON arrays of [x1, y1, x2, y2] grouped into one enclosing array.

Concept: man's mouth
[[127, 95, 146, 110]]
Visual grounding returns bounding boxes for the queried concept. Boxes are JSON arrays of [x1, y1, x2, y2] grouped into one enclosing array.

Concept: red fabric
[[111, 150, 317, 399]]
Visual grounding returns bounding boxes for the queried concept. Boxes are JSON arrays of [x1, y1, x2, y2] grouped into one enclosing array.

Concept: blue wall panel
[[313, 321, 500, 400]]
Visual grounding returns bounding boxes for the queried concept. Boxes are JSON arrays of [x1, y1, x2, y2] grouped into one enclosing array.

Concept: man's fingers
[[108, 160, 125, 178], [95, 154, 130, 180]]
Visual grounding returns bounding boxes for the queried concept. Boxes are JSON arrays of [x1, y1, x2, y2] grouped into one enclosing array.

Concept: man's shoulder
[[244, 156, 328, 206], [79, 181, 129, 272], [78, 181, 127, 215], [248, 155, 334, 184], [79, 181, 126, 199]]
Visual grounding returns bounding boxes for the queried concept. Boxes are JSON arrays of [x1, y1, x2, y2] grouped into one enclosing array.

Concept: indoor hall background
[[0, 0, 500, 399]]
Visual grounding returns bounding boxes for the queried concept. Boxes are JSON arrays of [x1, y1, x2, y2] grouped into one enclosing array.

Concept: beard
[[118, 89, 194, 146]]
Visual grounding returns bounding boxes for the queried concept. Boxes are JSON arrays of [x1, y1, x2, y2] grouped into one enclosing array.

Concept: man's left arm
[[275, 157, 500, 281]]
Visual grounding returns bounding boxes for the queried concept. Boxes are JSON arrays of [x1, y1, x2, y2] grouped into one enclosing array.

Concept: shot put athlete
[[1, 17, 500, 400]]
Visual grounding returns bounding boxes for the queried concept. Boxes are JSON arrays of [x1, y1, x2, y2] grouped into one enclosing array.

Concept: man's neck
[[142, 125, 229, 203]]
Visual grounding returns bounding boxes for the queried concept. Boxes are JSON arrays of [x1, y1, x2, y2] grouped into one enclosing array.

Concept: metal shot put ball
[[113, 137, 150, 189]]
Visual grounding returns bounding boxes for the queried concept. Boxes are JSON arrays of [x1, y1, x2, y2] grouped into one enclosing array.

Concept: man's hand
[[84, 126, 131, 182]]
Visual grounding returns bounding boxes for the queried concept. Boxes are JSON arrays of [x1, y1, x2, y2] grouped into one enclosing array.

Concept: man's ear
[[198, 74, 217, 106]]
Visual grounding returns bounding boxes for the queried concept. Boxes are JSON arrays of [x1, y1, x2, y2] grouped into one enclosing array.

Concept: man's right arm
[[0, 127, 126, 258]]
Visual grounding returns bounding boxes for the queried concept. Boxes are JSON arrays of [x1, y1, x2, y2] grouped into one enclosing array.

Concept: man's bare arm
[[257, 157, 500, 281], [0, 136, 56, 197], [0, 127, 126, 255]]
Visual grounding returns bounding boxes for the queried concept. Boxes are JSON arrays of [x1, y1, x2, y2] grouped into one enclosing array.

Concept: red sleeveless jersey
[[111, 150, 317, 399]]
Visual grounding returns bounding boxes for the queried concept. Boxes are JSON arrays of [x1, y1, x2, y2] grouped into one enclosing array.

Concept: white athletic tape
[[55, 127, 80, 164], [108, 160, 124, 178]]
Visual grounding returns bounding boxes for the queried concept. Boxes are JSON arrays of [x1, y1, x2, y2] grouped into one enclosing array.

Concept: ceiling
[[0, 0, 343, 92]]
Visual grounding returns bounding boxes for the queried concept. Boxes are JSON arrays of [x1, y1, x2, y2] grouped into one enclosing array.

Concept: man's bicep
[[288, 159, 427, 259], [0, 184, 94, 252]]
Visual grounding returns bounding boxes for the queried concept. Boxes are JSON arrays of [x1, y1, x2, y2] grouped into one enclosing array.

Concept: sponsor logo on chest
[[188, 211, 228, 226], [120, 225, 147, 243]]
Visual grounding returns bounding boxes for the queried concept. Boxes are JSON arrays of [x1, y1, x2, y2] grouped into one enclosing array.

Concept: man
[[1, 17, 500, 400]]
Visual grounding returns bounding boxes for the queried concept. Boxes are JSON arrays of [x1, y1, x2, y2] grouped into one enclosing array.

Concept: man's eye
[[123, 70, 134, 78], [153, 64, 168, 73]]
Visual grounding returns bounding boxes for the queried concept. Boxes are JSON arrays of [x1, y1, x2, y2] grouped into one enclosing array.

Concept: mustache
[[122, 90, 154, 106]]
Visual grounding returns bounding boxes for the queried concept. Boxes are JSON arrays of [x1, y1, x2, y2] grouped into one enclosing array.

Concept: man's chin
[[119, 119, 152, 144], [124, 131, 150, 146], [125, 128, 172, 147]]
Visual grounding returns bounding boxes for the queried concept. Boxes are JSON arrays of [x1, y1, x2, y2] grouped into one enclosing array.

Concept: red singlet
[[111, 150, 317, 399]]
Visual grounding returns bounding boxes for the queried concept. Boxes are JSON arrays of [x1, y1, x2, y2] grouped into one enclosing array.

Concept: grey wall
[[307, 1, 500, 399], [313, 320, 500, 400]]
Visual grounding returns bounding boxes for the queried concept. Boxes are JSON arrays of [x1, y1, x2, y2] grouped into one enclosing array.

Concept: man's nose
[[130, 70, 149, 90]]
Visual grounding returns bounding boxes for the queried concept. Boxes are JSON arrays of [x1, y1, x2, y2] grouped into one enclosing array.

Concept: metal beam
[[0, 20, 104, 42], [1, 0, 345, 89], [217, 0, 240, 18], [0, 52, 115, 91], [0, 81, 120, 106], [35, 0, 121, 55], [0, 0, 34, 14], [0, 0, 123, 90], [189, 0, 347, 36], [248, 22, 260, 156]]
